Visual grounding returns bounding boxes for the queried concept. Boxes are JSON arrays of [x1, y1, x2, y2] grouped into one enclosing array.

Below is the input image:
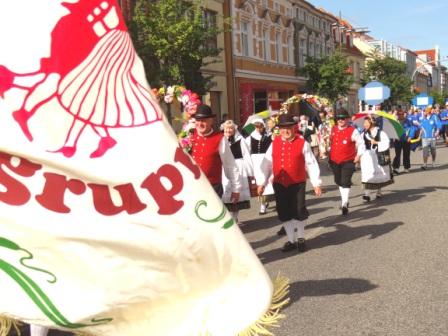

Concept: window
[[276, 32, 282, 63], [263, 29, 271, 61], [288, 36, 294, 65], [241, 22, 250, 56], [262, 0, 267, 8], [309, 41, 314, 58], [299, 38, 306, 67], [202, 10, 217, 50], [286, 8, 291, 18], [254, 91, 268, 113], [274, 2, 280, 12], [315, 43, 321, 58]]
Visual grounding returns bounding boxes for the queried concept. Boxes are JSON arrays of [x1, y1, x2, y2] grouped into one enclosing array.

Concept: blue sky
[[310, 0, 448, 59]]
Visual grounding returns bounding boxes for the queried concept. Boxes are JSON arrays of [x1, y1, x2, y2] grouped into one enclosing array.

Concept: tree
[[129, 0, 226, 96], [302, 49, 354, 104], [429, 89, 448, 106], [362, 54, 414, 107]]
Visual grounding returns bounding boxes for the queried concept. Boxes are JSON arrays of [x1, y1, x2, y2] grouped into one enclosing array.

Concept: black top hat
[[277, 113, 296, 127], [194, 104, 216, 120], [335, 108, 350, 119]]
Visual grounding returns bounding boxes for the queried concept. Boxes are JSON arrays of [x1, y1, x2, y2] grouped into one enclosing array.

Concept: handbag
[[377, 150, 391, 166], [247, 176, 258, 197]]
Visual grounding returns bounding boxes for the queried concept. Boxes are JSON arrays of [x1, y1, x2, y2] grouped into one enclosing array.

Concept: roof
[[415, 49, 436, 62]]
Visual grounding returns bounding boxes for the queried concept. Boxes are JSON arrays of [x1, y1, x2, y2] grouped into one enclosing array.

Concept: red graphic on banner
[[0, 0, 162, 158]]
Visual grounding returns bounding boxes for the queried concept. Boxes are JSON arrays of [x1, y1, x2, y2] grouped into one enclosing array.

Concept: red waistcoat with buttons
[[330, 126, 357, 164], [190, 131, 223, 185], [272, 136, 306, 187]]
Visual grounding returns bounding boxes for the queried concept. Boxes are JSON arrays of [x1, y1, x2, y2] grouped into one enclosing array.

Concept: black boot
[[277, 226, 286, 236], [297, 238, 307, 252], [281, 241, 297, 252]]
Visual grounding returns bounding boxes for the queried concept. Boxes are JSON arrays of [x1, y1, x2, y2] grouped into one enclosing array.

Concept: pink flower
[[164, 94, 174, 104]]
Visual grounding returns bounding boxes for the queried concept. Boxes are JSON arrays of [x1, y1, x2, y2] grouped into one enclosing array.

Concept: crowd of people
[[185, 102, 446, 255]]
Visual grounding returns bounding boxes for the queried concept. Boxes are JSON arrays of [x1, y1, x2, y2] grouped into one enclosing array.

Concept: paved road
[[8, 144, 448, 336], [240, 143, 448, 336]]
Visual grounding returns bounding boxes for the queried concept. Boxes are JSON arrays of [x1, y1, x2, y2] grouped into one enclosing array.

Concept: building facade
[[290, 1, 336, 84], [231, 0, 297, 123], [330, 16, 365, 113], [415, 47, 442, 94], [201, 1, 230, 123]]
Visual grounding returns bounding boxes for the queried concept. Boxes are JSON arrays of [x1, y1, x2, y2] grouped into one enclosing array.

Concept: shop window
[[254, 91, 268, 113]]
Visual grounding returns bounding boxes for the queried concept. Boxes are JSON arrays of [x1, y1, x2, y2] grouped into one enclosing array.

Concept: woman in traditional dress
[[246, 118, 275, 214], [221, 120, 254, 224], [360, 116, 394, 201]]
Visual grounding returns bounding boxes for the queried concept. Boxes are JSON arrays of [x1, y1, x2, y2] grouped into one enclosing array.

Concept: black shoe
[[421, 165, 427, 170], [393, 169, 400, 175], [281, 241, 297, 252], [342, 205, 349, 216], [277, 227, 286, 236], [297, 239, 307, 252], [362, 195, 371, 202]]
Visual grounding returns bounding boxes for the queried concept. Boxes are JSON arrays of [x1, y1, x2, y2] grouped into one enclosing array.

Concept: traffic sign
[[358, 81, 391, 106]]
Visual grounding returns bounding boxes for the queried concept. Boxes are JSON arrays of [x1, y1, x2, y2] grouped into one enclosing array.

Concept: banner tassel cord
[[238, 274, 290, 336]]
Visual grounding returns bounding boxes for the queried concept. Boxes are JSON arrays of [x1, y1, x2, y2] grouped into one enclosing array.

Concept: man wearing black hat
[[256, 113, 322, 252], [329, 108, 365, 215], [190, 104, 240, 202]]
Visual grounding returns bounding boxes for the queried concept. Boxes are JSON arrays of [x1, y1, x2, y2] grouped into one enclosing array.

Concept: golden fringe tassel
[[238, 274, 290, 336], [0, 316, 21, 336], [1, 275, 290, 336]]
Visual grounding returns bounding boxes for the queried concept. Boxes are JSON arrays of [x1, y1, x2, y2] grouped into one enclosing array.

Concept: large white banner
[[0, 1, 273, 335]]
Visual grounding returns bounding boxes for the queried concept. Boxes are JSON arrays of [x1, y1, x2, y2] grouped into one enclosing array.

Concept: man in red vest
[[190, 104, 240, 203], [329, 109, 365, 215], [256, 113, 322, 252]]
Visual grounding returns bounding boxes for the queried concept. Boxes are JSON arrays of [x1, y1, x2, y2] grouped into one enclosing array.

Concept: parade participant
[[318, 110, 331, 159], [419, 107, 442, 170], [439, 102, 448, 145], [392, 110, 413, 174], [221, 120, 254, 225], [246, 118, 275, 214], [256, 114, 322, 252], [190, 104, 241, 200], [360, 116, 394, 201], [266, 117, 277, 137], [329, 109, 365, 215], [298, 115, 319, 158]]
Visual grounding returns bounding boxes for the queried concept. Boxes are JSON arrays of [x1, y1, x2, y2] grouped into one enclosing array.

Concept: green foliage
[[129, 0, 226, 95], [302, 50, 354, 103], [362, 53, 414, 106], [429, 89, 448, 106]]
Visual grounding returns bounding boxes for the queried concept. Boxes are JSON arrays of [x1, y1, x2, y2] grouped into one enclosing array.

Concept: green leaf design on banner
[[0, 237, 112, 329], [195, 200, 235, 229], [1, 237, 56, 283]]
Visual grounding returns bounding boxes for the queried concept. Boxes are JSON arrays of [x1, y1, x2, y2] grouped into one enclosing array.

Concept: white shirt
[[255, 136, 322, 188]]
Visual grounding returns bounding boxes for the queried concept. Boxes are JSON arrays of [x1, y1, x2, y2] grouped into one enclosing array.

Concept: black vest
[[229, 138, 243, 159], [250, 134, 271, 154]]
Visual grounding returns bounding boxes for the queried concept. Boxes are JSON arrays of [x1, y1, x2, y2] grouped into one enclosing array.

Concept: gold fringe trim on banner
[[238, 274, 290, 336], [0, 316, 21, 336], [1, 275, 290, 336]]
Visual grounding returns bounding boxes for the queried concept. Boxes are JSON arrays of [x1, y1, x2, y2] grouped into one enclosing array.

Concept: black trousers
[[393, 140, 411, 169], [331, 160, 356, 188], [212, 183, 223, 197], [273, 182, 309, 222]]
